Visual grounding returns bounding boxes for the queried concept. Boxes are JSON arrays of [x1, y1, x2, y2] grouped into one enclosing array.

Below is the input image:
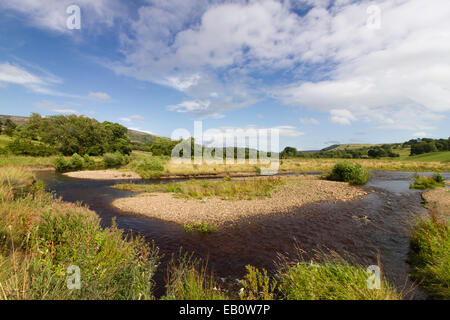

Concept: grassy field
[[400, 151, 450, 162], [0, 135, 12, 148]]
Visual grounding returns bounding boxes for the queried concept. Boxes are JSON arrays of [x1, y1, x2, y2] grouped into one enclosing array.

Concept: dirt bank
[[112, 176, 368, 225], [423, 184, 450, 215]]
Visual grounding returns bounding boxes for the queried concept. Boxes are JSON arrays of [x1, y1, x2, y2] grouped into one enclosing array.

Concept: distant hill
[[1, 114, 163, 146], [127, 129, 164, 145], [0, 115, 29, 126], [321, 143, 383, 152]]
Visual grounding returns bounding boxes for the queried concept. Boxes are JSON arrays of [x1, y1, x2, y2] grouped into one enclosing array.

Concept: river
[[36, 170, 450, 299]]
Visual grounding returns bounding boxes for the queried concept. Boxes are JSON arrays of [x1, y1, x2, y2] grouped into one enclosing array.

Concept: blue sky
[[0, 0, 449, 151]]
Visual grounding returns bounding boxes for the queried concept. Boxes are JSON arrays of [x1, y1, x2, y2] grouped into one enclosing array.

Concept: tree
[[281, 147, 298, 158], [3, 119, 17, 136]]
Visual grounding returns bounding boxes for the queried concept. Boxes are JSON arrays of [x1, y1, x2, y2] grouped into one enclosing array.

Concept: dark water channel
[[36, 170, 450, 299]]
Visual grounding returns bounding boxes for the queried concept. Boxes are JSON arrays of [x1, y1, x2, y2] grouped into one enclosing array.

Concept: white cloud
[[0, 62, 75, 96], [110, 0, 450, 128], [119, 114, 146, 122], [329, 109, 356, 126], [89, 91, 111, 101], [299, 117, 319, 125], [0, 0, 125, 33], [413, 132, 431, 138]]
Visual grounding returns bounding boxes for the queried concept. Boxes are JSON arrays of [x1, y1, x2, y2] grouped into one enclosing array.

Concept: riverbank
[[422, 183, 450, 215], [112, 175, 368, 226], [63, 169, 140, 180]]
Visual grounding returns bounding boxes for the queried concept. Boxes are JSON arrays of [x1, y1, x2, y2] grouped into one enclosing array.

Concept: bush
[[83, 154, 94, 168], [69, 153, 84, 171], [325, 162, 369, 185], [130, 157, 165, 179], [54, 156, 71, 173], [103, 152, 123, 168]]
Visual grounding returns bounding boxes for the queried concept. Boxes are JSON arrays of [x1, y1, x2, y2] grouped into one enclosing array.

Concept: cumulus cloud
[[8, 0, 450, 130], [0, 0, 125, 33], [112, 0, 450, 127], [329, 109, 356, 125], [89, 91, 111, 101]]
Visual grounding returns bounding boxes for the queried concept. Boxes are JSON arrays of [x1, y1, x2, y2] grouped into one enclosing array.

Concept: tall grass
[[276, 254, 400, 300], [0, 168, 160, 300], [162, 253, 227, 300], [114, 177, 285, 200], [409, 211, 449, 299]]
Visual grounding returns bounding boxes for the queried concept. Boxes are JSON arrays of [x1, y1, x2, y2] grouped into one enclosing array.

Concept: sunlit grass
[[114, 176, 285, 200]]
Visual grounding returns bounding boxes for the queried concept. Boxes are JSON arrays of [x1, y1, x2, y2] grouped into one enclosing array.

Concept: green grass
[[409, 212, 450, 299], [184, 222, 218, 233], [277, 257, 400, 300], [0, 135, 12, 148], [114, 177, 285, 200], [410, 173, 445, 190], [401, 151, 450, 162]]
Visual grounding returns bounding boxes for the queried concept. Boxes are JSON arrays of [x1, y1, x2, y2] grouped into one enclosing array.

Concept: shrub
[[69, 153, 84, 171], [325, 162, 369, 185], [130, 157, 165, 179], [103, 152, 123, 168], [53, 156, 71, 172], [83, 154, 94, 168], [183, 222, 218, 233]]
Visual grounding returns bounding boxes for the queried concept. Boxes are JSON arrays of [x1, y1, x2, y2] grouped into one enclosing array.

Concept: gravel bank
[[63, 170, 140, 180], [112, 176, 368, 225]]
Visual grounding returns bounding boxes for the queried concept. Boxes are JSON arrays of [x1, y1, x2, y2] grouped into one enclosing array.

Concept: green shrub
[[432, 173, 444, 184], [83, 154, 94, 168], [69, 153, 84, 171], [103, 152, 123, 168], [130, 157, 165, 179], [325, 161, 369, 185], [54, 156, 71, 172]]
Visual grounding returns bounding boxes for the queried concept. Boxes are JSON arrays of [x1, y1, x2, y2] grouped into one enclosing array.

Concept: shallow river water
[[36, 170, 450, 299]]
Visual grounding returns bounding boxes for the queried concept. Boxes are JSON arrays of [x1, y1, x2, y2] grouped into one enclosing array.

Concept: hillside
[[321, 143, 383, 151], [0, 115, 29, 126], [127, 129, 163, 145]]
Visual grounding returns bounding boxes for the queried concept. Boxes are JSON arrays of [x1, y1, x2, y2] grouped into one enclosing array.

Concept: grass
[[114, 176, 285, 200], [276, 253, 400, 300], [409, 212, 450, 299], [0, 168, 160, 300], [410, 173, 445, 190], [0, 135, 12, 148], [162, 253, 227, 300], [401, 151, 450, 162], [184, 223, 218, 233]]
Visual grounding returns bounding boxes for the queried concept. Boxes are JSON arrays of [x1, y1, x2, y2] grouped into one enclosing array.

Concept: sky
[[0, 0, 449, 151]]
